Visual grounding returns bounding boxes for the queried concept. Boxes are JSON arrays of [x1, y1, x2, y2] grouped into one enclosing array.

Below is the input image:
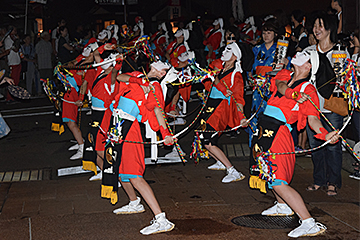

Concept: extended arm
[[308, 115, 339, 143]]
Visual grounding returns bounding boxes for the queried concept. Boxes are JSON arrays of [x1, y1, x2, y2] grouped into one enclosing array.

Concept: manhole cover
[[231, 214, 299, 229]]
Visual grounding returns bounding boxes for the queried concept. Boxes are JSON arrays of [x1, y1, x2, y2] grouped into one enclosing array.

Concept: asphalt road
[[0, 95, 359, 240]]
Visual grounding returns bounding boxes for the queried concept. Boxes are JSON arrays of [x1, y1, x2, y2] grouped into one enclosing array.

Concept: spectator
[[57, 26, 75, 64], [4, 25, 21, 103], [81, 28, 94, 47], [273, 9, 291, 38], [250, 18, 279, 77], [0, 27, 10, 76], [0, 27, 10, 98], [348, 29, 360, 57], [304, 12, 347, 196], [35, 31, 53, 83], [246, 18, 279, 146], [51, 19, 67, 56], [72, 24, 84, 43], [288, 10, 309, 57], [186, 17, 206, 67], [21, 34, 40, 96], [331, 0, 343, 34]]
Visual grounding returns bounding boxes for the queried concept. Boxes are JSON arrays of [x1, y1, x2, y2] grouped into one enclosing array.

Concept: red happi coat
[[265, 69, 320, 183], [103, 80, 165, 177], [202, 68, 245, 131], [166, 40, 186, 63]]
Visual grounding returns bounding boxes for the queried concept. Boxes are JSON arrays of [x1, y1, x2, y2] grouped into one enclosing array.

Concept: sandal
[[326, 184, 337, 196], [352, 162, 359, 171], [306, 184, 321, 191]]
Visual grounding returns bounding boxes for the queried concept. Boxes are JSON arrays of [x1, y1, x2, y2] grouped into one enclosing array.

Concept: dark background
[[1, 0, 359, 37]]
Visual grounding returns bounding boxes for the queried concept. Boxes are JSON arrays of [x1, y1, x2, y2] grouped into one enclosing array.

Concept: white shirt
[[304, 44, 350, 113], [4, 36, 21, 65]]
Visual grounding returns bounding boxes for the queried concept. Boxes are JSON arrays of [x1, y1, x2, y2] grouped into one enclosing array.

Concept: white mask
[[291, 51, 310, 66], [221, 46, 233, 61], [101, 53, 118, 70]]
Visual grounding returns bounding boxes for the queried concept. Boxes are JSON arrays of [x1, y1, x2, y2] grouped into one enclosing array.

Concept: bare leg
[[119, 178, 137, 201], [208, 151, 220, 161], [169, 92, 180, 116], [298, 131, 307, 150], [66, 121, 84, 145], [272, 183, 311, 220], [205, 143, 232, 168], [130, 177, 162, 216], [96, 150, 104, 170]]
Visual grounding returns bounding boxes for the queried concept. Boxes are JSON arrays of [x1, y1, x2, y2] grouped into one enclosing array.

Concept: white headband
[[178, 51, 195, 62], [174, 29, 183, 37], [159, 22, 167, 32], [227, 42, 243, 87], [213, 18, 224, 29], [227, 42, 242, 61], [98, 29, 109, 40], [151, 61, 171, 71]]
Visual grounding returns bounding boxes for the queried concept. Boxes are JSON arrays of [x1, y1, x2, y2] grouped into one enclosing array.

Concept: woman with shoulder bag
[[304, 12, 349, 196]]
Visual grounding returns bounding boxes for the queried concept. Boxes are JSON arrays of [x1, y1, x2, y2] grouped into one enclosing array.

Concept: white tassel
[[237, 0, 244, 22], [232, 0, 244, 22]]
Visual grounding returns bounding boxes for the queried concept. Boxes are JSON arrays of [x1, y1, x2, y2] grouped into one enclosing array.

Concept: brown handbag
[[323, 95, 348, 116]]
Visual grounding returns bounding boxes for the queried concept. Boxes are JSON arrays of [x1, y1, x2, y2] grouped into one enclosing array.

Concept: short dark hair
[[59, 26, 67, 33], [227, 26, 240, 41], [333, 0, 342, 8], [313, 12, 338, 43], [262, 18, 279, 34]]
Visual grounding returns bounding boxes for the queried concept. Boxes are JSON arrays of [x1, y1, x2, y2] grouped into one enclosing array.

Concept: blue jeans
[[306, 112, 343, 188]]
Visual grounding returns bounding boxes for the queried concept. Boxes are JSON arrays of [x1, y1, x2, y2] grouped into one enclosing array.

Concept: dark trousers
[[306, 112, 343, 188]]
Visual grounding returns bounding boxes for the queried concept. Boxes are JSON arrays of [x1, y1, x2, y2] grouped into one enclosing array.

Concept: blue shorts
[[268, 179, 288, 189], [62, 117, 75, 123], [119, 174, 143, 183]]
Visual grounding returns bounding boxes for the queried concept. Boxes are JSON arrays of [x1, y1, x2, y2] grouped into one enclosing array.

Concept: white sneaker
[[221, 167, 245, 183], [261, 201, 294, 216], [70, 144, 84, 160], [288, 218, 326, 238], [113, 196, 145, 215], [207, 161, 226, 171], [165, 148, 180, 158], [68, 139, 84, 151], [89, 171, 102, 181], [68, 143, 79, 151], [118, 181, 122, 187], [165, 146, 186, 158], [70, 149, 83, 160], [169, 118, 186, 126], [140, 212, 175, 235]]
